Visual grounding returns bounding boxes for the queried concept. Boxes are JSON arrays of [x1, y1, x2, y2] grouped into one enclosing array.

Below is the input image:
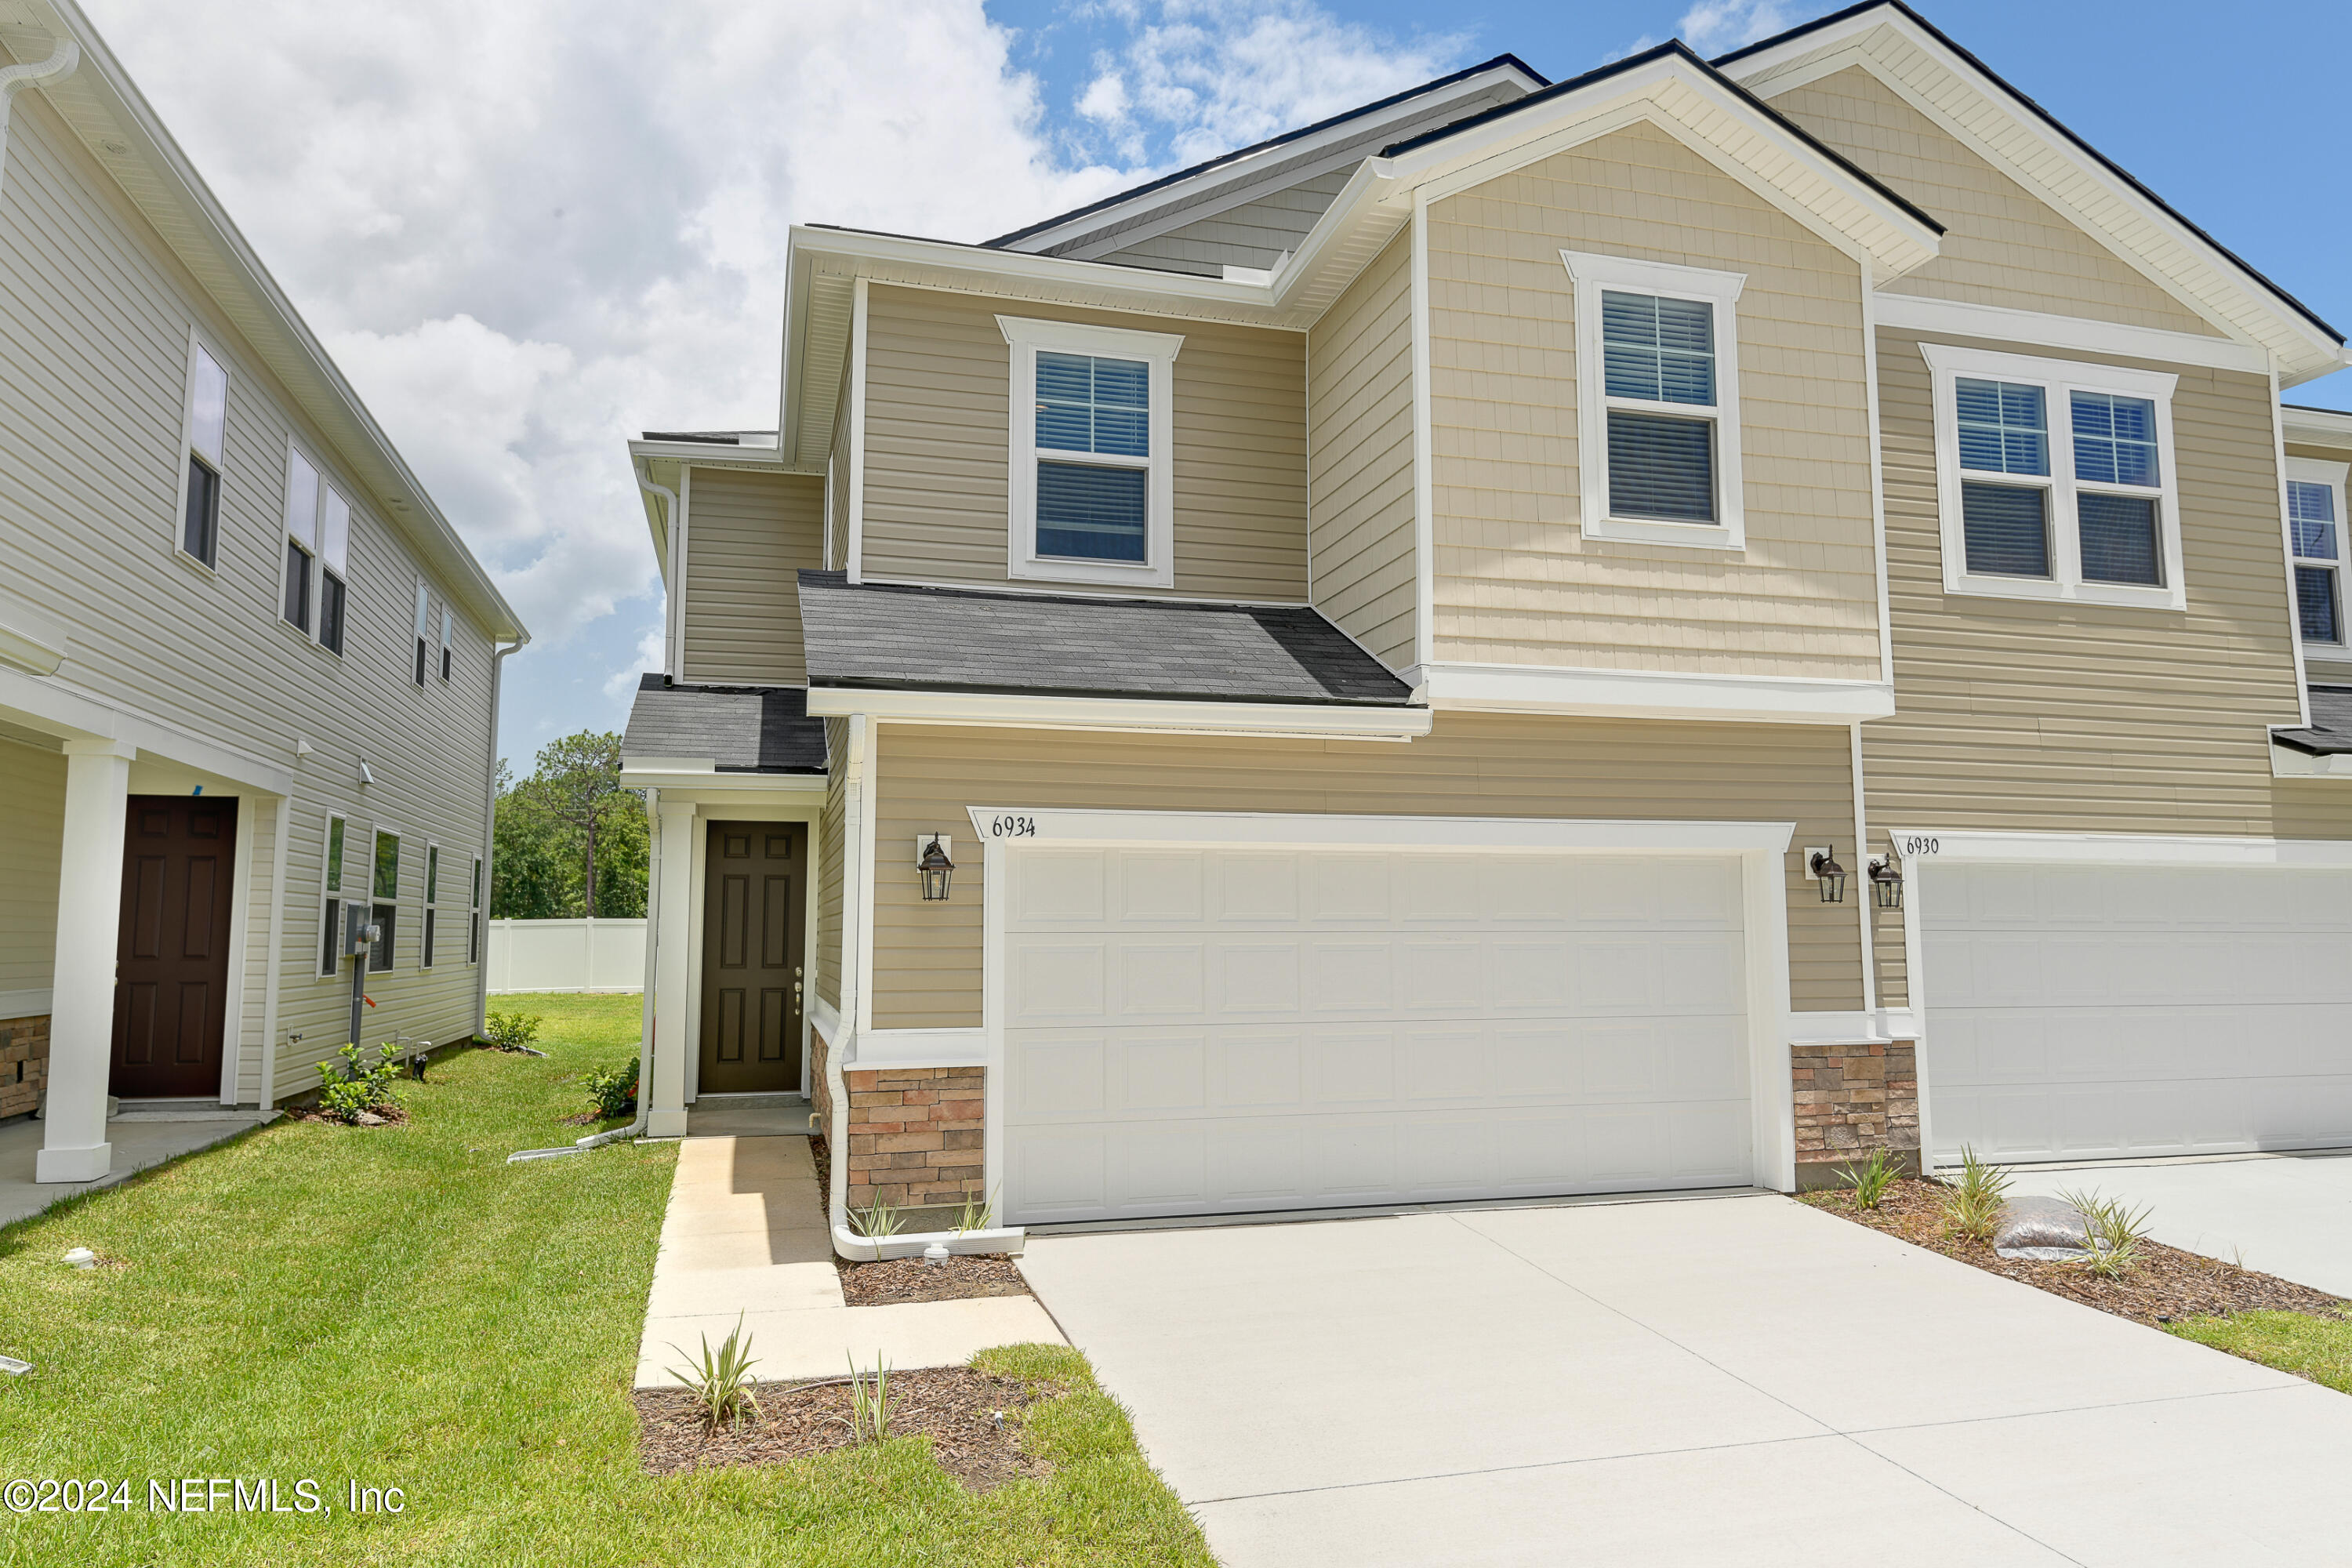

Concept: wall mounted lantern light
[[916, 834, 956, 902], [1806, 844, 1848, 904], [1867, 855, 1904, 910]]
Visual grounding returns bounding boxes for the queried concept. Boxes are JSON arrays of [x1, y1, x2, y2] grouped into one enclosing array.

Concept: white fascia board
[[1722, 10, 2342, 382], [1890, 826, 2352, 866], [808, 685, 1431, 741], [625, 437, 810, 473], [1000, 61, 1544, 256], [2270, 740, 2352, 780], [616, 769, 829, 796], [0, 663, 293, 795], [2283, 405, 2352, 448], [786, 227, 1283, 319], [1875, 293, 2269, 376], [1416, 662, 1897, 725], [964, 804, 1795, 856], [848, 1027, 986, 1070], [1788, 1009, 1921, 1046]]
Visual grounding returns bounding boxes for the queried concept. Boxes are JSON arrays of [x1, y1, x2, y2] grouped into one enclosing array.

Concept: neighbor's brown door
[[111, 795, 239, 1098], [698, 822, 805, 1093]]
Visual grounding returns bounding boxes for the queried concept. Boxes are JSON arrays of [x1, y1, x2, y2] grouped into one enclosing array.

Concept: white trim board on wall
[[1888, 828, 2352, 867], [1411, 662, 1895, 724], [1874, 293, 2269, 376]]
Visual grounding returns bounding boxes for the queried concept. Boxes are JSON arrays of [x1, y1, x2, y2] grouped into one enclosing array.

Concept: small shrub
[[1941, 1145, 2011, 1242], [314, 1043, 403, 1124], [953, 1186, 997, 1234], [845, 1353, 895, 1444], [1835, 1146, 1901, 1209], [666, 1316, 760, 1431], [482, 1010, 543, 1052], [2059, 1186, 2152, 1279], [582, 1058, 638, 1120], [851, 1196, 903, 1240]]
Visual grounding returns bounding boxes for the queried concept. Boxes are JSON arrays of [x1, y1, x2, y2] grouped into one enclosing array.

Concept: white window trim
[[172, 328, 229, 572], [368, 824, 403, 971], [996, 314, 1182, 588], [2286, 456, 2349, 652], [1559, 249, 1748, 552], [412, 579, 431, 687], [468, 851, 484, 966], [314, 479, 351, 659], [1919, 343, 2184, 610], [278, 441, 320, 643], [440, 606, 454, 682], [422, 840, 441, 968], [318, 811, 347, 978]]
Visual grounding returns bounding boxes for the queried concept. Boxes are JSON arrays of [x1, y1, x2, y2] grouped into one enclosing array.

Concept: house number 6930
[[1897, 835, 1940, 857], [986, 815, 1039, 839]]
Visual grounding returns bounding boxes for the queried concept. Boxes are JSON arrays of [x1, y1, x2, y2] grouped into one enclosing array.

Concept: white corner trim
[[809, 995, 842, 1044], [846, 278, 869, 585], [1889, 827, 2352, 867], [963, 804, 1796, 855], [1417, 662, 1895, 724], [1560, 249, 1748, 550], [0, 988, 53, 1020], [849, 1027, 986, 1070], [1409, 194, 1436, 673], [998, 314, 1181, 591], [1875, 292, 2269, 376], [1917, 341, 2187, 612], [615, 768, 828, 795], [805, 686, 1432, 740]]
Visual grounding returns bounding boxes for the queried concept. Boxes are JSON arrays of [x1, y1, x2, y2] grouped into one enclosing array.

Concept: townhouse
[[0, 1, 523, 1183], [620, 2, 2351, 1243]]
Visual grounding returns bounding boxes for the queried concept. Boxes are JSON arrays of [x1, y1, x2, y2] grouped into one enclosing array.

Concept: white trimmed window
[[370, 827, 401, 972], [439, 606, 454, 682], [318, 812, 347, 978], [468, 853, 484, 965], [412, 581, 431, 686], [177, 336, 230, 568], [1920, 343, 2184, 608], [318, 486, 350, 655], [1560, 250, 1748, 550], [281, 446, 352, 655], [2289, 457, 2349, 648], [422, 843, 441, 968], [996, 314, 1181, 588]]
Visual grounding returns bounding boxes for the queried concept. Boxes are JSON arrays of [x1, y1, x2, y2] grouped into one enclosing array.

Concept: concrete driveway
[[1018, 1194, 2352, 1566], [2003, 1151, 2352, 1297]]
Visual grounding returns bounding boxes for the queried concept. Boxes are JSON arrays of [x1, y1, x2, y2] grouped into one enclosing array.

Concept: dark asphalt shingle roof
[[2275, 686, 2352, 756], [621, 676, 828, 772], [797, 572, 1415, 707]]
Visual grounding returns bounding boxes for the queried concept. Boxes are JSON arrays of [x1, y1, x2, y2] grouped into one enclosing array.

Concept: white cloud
[[1078, 69, 1131, 123], [604, 627, 669, 703], [1674, 1, 1800, 56]]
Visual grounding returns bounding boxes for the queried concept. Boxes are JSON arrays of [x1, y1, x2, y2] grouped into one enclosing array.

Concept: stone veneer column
[[1791, 1039, 1920, 1188], [37, 738, 134, 1182]]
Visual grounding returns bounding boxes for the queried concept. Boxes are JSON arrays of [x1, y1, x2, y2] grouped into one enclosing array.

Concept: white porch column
[[648, 800, 697, 1137], [38, 737, 134, 1182]]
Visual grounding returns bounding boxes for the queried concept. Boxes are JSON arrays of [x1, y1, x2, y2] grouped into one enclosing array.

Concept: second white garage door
[[1928, 860, 2352, 1165], [1001, 843, 1755, 1225]]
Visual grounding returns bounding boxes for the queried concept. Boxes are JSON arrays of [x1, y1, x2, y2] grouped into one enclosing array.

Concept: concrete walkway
[[634, 1134, 1061, 1387], [0, 1109, 277, 1229], [1020, 1192, 2352, 1567], [2004, 1149, 2352, 1298]]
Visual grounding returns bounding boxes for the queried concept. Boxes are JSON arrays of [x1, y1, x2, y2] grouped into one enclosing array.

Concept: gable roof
[[986, 53, 1547, 256], [621, 675, 827, 773], [1715, 0, 2345, 383]]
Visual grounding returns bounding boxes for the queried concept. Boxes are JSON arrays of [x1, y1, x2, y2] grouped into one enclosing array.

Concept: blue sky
[[94, 1, 2351, 768]]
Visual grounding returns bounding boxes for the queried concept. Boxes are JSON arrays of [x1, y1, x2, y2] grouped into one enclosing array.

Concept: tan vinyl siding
[[0, 93, 495, 1099], [0, 736, 65, 996], [681, 466, 822, 685], [1768, 67, 2218, 336], [1307, 228, 1417, 667], [816, 717, 848, 1011], [826, 354, 851, 572], [1425, 122, 1882, 680], [858, 284, 1309, 601], [867, 713, 1863, 1029]]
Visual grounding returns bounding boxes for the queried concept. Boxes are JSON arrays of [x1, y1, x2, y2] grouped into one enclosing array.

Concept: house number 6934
[[1897, 835, 1940, 857], [986, 815, 1039, 839]]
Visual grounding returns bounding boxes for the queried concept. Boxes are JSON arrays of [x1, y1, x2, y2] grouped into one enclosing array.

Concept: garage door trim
[[965, 808, 1802, 1207]]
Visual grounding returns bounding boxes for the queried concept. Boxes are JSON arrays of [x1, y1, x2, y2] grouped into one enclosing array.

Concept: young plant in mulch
[[1941, 1145, 2011, 1242], [1834, 1147, 1902, 1209], [851, 1196, 904, 1240], [310, 1043, 407, 1125], [667, 1316, 761, 1432], [840, 1355, 897, 1444], [563, 1057, 639, 1125], [479, 1009, 543, 1053], [2059, 1186, 2154, 1279]]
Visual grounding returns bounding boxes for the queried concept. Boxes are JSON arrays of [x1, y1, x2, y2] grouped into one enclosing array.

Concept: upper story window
[[1561, 250, 1748, 551], [439, 607, 454, 681], [179, 339, 230, 568], [412, 582, 430, 686], [1920, 344, 2183, 611], [997, 314, 1181, 589], [281, 445, 352, 655], [2288, 458, 2349, 648]]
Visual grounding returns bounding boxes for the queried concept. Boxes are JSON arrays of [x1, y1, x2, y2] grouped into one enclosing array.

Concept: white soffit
[[2282, 405, 2352, 451], [1720, 9, 2344, 383]]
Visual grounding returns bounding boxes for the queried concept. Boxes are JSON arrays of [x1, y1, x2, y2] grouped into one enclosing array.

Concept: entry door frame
[[111, 792, 247, 1101], [1889, 826, 2352, 1171], [965, 808, 1802, 1199], [681, 798, 824, 1103]]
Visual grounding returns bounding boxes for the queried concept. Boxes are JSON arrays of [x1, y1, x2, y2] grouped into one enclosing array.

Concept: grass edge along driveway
[[0, 992, 1210, 1567]]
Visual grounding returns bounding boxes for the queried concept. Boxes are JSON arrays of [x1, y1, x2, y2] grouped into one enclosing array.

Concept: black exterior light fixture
[[1867, 855, 1904, 910], [917, 834, 956, 902], [1807, 844, 1848, 904]]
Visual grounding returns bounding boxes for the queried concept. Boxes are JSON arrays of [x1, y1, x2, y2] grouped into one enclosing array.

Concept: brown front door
[[698, 822, 804, 1094], [111, 795, 239, 1098]]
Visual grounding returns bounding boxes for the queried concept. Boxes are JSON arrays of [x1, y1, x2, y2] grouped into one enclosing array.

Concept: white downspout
[[475, 636, 527, 1040], [0, 37, 78, 201], [637, 477, 682, 677]]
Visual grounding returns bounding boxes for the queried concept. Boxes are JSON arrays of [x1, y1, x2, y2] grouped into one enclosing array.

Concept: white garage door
[[1001, 843, 1755, 1225], [1928, 861, 2352, 1165]]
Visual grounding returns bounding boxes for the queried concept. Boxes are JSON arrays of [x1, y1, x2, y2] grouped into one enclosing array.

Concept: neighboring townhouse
[[621, 2, 2350, 1245], [0, 1, 524, 1184]]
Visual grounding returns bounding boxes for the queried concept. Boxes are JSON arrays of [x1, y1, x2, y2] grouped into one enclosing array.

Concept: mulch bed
[[809, 1134, 1034, 1307], [635, 1367, 1054, 1489], [1803, 1178, 2348, 1326]]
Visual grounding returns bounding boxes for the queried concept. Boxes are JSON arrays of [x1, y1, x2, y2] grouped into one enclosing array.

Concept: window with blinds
[[1601, 291, 1719, 524], [2290, 474, 2344, 645], [1002, 315, 1182, 587]]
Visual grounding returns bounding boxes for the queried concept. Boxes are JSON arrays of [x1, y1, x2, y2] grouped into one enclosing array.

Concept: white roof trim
[[1414, 662, 1896, 725], [1891, 826, 2352, 866], [1874, 292, 2268, 375], [1720, 6, 2342, 383], [2282, 405, 2352, 448], [806, 685, 1432, 742]]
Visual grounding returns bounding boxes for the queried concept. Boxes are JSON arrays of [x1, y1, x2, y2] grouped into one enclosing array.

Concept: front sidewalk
[[633, 1133, 1060, 1386], [0, 1107, 276, 1228]]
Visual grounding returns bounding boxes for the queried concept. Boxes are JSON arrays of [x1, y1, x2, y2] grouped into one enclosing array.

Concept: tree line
[[491, 730, 648, 919]]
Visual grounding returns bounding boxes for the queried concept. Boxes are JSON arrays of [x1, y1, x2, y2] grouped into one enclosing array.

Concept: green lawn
[[0, 993, 1210, 1566], [2169, 1308, 2352, 1395]]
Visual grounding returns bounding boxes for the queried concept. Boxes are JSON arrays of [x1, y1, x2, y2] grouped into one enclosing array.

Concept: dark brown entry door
[[699, 822, 804, 1094], [111, 795, 239, 1098]]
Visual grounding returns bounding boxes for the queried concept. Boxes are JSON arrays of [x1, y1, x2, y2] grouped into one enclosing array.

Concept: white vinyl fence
[[485, 918, 646, 993]]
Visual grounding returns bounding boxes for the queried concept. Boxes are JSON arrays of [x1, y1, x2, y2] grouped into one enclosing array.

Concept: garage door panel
[[1111, 851, 1204, 923], [1306, 941, 1397, 1012], [1308, 1029, 1399, 1108], [1117, 1035, 1209, 1114], [1485, 939, 1573, 1011], [1210, 942, 1301, 1014], [1115, 942, 1207, 1017], [1395, 855, 1482, 922], [1010, 942, 1107, 1023], [1399, 939, 1483, 1009], [1305, 854, 1390, 923], [1012, 849, 1108, 925], [1118, 1125, 1209, 1208], [1210, 1029, 1305, 1109], [1211, 853, 1301, 924], [1012, 1127, 1109, 1218]]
